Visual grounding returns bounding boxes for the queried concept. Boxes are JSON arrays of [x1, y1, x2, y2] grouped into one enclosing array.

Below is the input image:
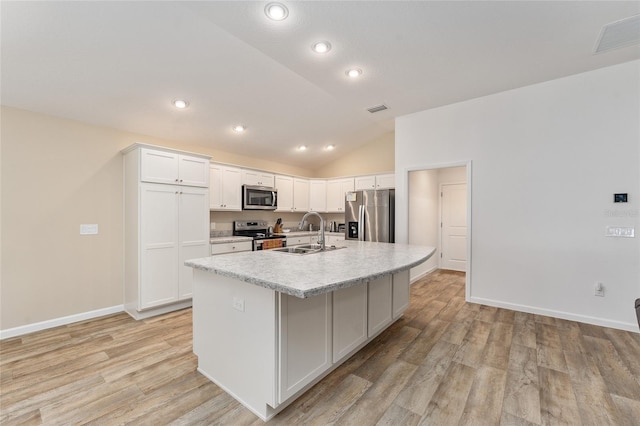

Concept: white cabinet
[[140, 148, 209, 187], [326, 178, 354, 212], [278, 292, 332, 403], [392, 270, 410, 319], [293, 178, 310, 212], [210, 164, 242, 211], [242, 169, 274, 187], [375, 173, 395, 189], [275, 175, 294, 212], [354, 173, 395, 190], [309, 180, 327, 212], [333, 284, 367, 362], [123, 144, 210, 320], [367, 275, 393, 337], [326, 234, 345, 246], [210, 241, 253, 255], [287, 235, 313, 246]]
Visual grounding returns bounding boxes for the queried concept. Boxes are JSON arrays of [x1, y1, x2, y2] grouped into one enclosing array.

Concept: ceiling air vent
[[367, 104, 388, 113], [594, 14, 640, 54]]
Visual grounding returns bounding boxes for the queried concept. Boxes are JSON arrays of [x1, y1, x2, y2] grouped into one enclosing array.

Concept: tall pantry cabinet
[[122, 144, 210, 319]]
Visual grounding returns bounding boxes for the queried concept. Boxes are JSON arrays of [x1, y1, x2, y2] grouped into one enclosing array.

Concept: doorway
[[407, 164, 469, 282]]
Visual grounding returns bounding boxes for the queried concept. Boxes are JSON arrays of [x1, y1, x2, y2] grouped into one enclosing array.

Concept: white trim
[[0, 305, 124, 340], [410, 265, 438, 284], [469, 296, 640, 334]]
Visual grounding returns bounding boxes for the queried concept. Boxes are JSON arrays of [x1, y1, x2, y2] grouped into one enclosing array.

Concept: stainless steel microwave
[[242, 185, 277, 210]]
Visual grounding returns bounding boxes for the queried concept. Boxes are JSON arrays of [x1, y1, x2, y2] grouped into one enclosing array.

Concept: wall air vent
[[367, 104, 388, 113], [594, 14, 640, 54]]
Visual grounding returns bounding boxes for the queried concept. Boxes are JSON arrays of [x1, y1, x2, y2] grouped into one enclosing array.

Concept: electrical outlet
[[232, 296, 245, 312], [80, 224, 98, 235], [594, 282, 605, 297]]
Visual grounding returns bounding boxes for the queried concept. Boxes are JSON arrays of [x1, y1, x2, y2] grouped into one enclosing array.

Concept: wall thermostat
[[614, 193, 628, 203]]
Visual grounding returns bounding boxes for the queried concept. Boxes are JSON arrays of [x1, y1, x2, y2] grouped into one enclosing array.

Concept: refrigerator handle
[[358, 205, 365, 241]]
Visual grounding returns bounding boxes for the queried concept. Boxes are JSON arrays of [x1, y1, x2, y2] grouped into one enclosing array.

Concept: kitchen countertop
[[210, 236, 253, 244], [185, 241, 435, 298]]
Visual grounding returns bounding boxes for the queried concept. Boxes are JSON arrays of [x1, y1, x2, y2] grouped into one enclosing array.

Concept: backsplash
[[209, 210, 345, 237]]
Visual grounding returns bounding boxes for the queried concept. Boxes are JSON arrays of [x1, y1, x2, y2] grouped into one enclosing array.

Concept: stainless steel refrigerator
[[345, 189, 395, 242]]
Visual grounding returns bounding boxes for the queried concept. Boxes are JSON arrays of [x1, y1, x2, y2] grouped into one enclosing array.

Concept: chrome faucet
[[298, 211, 325, 250]]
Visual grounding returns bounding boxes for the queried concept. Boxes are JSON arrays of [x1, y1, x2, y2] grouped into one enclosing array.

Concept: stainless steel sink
[[273, 244, 346, 255]]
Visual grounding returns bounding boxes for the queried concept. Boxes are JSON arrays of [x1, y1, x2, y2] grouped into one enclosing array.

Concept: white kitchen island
[[184, 241, 435, 421]]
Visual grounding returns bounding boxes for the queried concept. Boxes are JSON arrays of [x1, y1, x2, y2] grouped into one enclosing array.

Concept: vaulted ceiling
[[2, 1, 639, 168]]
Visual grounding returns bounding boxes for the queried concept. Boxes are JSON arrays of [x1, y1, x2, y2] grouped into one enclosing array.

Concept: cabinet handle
[[175, 191, 178, 194], [175, 178, 179, 182], [179, 179, 183, 182]]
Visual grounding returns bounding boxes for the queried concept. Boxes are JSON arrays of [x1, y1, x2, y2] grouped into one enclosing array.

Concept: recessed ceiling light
[[346, 68, 362, 78], [172, 99, 189, 109], [298, 145, 307, 151], [325, 144, 335, 151], [232, 124, 246, 133], [265, 3, 289, 21], [312, 41, 332, 54]]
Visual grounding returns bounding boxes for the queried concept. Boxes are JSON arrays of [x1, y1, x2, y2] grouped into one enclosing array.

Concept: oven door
[[254, 238, 287, 251], [243, 185, 277, 210]]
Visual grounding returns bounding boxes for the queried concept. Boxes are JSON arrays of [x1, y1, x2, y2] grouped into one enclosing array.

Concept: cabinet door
[[355, 176, 376, 190], [221, 167, 242, 210], [210, 241, 253, 255], [293, 178, 310, 212], [178, 155, 209, 187], [376, 173, 395, 189], [327, 178, 354, 212], [368, 275, 393, 337], [392, 270, 410, 319], [140, 149, 179, 185], [209, 165, 223, 209], [309, 180, 327, 212], [275, 175, 294, 212], [140, 183, 179, 309], [279, 292, 332, 403], [178, 187, 209, 300], [333, 284, 367, 362], [242, 169, 274, 187]]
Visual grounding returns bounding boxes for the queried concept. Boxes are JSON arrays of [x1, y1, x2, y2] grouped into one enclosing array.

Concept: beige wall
[[1, 107, 394, 330], [314, 132, 394, 178]]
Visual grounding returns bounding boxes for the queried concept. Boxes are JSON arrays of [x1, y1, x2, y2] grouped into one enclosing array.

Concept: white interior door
[[440, 183, 467, 271]]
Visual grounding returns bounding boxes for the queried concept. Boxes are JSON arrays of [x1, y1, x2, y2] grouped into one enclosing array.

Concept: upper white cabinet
[[309, 180, 327, 212], [326, 178, 354, 212], [275, 175, 294, 212], [293, 178, 310, 212], [140, 148, 209, 187], [123, 144, 210, 320], [241, 169, 274, 187], [277, 176, 310, 212], [210, 164, 242, 211], [354, 173, 395, 190]]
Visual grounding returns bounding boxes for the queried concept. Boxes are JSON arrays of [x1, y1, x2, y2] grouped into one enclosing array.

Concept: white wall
[[396, 60, 640, 332]]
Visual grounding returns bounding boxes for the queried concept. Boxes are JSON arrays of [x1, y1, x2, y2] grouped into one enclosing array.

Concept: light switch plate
[[80, 224, 98, 235], [605, 226, 635, 237], [232, 296, 245, 312]]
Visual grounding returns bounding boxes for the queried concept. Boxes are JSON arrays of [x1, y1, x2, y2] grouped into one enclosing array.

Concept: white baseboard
[[0, 305, 125, 340], [410, 265, 438, 284], [468, 296, 640, 334]]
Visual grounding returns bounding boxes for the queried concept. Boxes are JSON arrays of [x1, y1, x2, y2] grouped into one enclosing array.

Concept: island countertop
[[185, 241, 435, 298]]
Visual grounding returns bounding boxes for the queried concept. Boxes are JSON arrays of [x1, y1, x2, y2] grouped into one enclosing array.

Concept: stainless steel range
[[233, 220, 287, 251]]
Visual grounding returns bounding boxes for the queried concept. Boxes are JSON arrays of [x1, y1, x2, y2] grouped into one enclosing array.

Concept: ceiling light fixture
[[312, 41, 332, 54], [265, 2, 289, 21], [232, 124, 246, 133], [325, 144, 335, 151], [172, 99, 189, 109], [298, 145, 307, 151], [346, 68, 363, 78]]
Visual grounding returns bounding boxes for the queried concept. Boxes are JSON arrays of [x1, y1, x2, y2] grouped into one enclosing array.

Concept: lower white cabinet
[[332, 284, 367, 362], [287, 235, 313, 246], [278, 292, 332, 403], [392, 270, 410, 318], [210, 241, 253, 255], [367, 276, 393, 337]]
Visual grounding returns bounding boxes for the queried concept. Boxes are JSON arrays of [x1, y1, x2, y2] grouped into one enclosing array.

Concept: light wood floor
[[2, 270, 639, 425]]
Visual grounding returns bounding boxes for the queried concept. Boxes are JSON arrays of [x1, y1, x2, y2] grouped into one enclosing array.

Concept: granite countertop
[[210, 236, 253, 244], [185, 241, 435, 298]]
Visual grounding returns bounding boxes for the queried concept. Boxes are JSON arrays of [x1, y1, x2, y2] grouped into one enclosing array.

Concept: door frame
[[439, 182, 467, 272], [401, 160, 472, 301]]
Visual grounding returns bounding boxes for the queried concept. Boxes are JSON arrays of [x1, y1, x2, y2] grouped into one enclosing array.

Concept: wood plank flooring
[[2, 270, 639, 425]]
